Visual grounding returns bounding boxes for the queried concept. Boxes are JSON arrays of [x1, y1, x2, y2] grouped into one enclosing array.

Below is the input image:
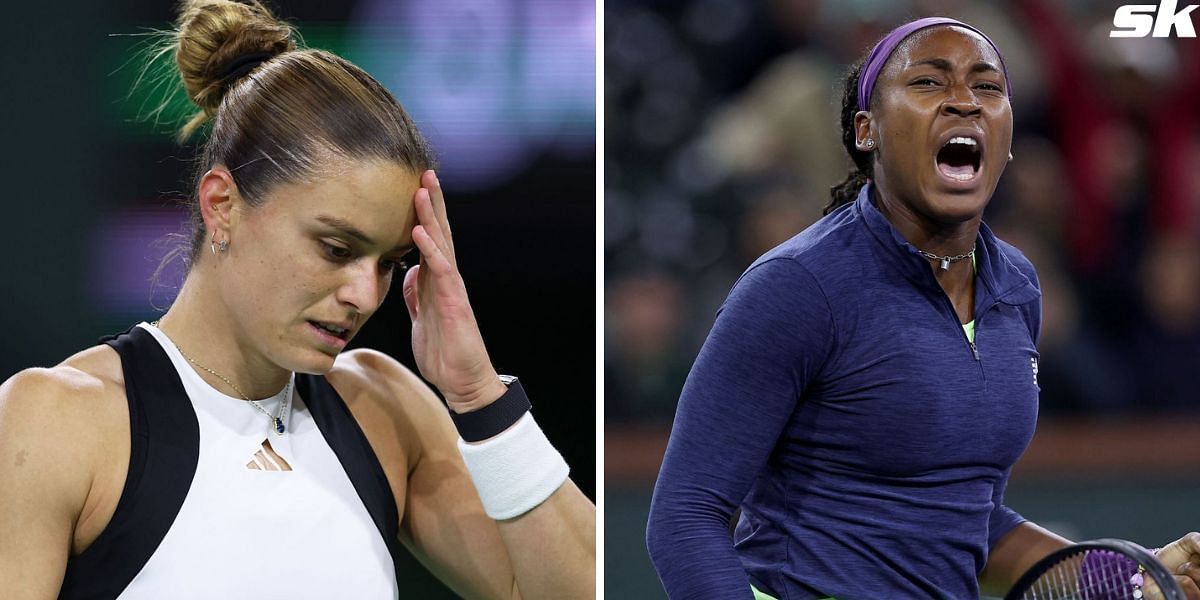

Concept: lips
[[307, 320, 352, 341]]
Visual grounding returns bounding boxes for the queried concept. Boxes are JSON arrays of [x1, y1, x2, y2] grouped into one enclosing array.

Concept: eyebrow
[[315, 214, 412, 253], [909, 57, 1001, 76]]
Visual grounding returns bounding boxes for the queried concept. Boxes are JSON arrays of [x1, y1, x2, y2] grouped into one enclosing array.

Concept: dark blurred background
[[605, 0, 1200, 597], [0, 1, 593, 596]]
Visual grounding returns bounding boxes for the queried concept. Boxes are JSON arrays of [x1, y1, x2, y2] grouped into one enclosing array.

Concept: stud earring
[[860, 139, 875, 150], [1008, 152, 1014, 162]]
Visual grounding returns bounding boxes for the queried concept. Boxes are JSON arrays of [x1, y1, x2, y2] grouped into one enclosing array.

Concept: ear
[[853, 110, 875, 151], [198, 167, 239, 240]]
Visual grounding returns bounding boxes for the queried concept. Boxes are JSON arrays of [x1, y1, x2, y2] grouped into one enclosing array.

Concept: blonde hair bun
[[174, 0, 296, 136]]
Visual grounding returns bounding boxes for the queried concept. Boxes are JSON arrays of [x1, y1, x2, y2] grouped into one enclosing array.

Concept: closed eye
[[381, 258, 409, 273], [380, 247, 418, 274], [319, 240, 353, 262], [320, 239, 414, 276]]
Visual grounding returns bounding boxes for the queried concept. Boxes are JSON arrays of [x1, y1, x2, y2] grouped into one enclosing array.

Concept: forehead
[[265, 157, 421, 246], [886, 26, 1001, 73]]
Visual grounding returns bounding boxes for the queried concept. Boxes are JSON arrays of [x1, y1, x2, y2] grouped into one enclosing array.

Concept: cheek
[[989, 122, 1015, 169], [988, 105, 1014, 137], [878, 118, 923, 166], [288, 252, 343, 303], [232, 232, 329, 308], [880, 126, 925, 175]]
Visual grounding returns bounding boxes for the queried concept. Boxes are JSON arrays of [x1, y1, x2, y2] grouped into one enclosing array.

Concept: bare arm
[[981, 524, 1200, 598], [387, 169, 594, 598], [363, 354, 593, 600], [978, 521, 1072, 596], [492, 479, 595, 599], [0, 369, 99, 599]]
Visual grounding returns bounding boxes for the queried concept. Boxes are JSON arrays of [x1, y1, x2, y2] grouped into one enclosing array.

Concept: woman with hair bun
[[645, 17, 1200, 600], [0, 1, 594, 598]]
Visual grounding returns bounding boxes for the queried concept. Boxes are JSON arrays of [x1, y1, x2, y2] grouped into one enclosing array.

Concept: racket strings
[[1020, 551, 1151, 600]]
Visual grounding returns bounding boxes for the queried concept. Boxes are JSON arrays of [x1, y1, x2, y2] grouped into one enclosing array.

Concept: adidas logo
[[246, 438, 292, 471]]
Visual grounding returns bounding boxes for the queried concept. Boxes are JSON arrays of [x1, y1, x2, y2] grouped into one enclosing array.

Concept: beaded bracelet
[[1131, 548, 1164, 600]]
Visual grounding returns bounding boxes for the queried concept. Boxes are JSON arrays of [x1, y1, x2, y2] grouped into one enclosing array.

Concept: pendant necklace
[[151, 321, 292, 435], [917, 248, 975, 272]]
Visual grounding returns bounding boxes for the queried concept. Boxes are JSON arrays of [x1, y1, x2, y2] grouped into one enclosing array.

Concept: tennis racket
[[1006, 538, 1185, 600]]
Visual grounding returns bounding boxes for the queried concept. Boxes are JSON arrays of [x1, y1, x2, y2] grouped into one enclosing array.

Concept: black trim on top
[[295, 374, 403, 564], [56, 326, 405, 598], [59, 326, 201, 600]]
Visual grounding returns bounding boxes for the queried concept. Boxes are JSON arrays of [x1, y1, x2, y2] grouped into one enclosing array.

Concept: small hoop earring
[[1008, 152, 1014, 162], [210, 232, 229, 255]]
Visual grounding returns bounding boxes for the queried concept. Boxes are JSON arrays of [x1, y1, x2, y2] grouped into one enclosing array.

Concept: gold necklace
[[150, 321, 292, 435]]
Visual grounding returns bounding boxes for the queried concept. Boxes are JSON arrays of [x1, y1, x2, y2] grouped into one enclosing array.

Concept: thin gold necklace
[[150, 321, 292, 435]]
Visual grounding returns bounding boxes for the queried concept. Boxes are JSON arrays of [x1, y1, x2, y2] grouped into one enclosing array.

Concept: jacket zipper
[[940, 293, 980, 362]]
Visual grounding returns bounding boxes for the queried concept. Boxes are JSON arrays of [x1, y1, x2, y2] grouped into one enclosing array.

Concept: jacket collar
[[854, 183, 1040, 309]]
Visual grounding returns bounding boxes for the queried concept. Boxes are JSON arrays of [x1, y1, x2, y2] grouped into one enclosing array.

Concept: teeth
[[947, 136, 978, 147], [318, 323, 346, 335]]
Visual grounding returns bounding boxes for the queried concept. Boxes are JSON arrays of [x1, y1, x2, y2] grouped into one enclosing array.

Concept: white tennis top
[[117, 323, 398, 599]]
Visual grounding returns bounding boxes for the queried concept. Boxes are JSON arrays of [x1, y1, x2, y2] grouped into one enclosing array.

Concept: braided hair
[[825, 59, 872, 215]]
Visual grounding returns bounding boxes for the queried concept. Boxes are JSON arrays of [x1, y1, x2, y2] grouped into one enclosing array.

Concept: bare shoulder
[[1, 344, 126, 438], [0, 344, 131, 564], [326, 348, 446, 424], [323, 349, 456, 484], [0, 345, 129, 488]]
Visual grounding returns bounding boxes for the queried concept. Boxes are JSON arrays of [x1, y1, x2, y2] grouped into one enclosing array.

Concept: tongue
[[937, 161, 974, 178]]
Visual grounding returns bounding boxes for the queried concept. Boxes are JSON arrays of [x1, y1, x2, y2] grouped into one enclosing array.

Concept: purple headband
[[857, 17, 1011, 112]]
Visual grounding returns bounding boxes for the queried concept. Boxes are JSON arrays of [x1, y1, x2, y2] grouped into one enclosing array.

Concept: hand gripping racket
[[1006, 539, 1185, 600]]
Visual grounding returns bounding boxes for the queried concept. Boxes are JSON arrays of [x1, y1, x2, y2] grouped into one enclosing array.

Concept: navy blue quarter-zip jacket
[[647, 184, 1042, 599]]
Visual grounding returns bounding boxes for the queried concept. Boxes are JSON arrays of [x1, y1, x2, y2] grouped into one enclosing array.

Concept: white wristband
[[457, 412, 570, 520]]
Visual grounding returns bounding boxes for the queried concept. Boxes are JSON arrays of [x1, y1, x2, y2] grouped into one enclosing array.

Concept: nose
[[335, 260, 389, 316], [941, 85, 981, 118]]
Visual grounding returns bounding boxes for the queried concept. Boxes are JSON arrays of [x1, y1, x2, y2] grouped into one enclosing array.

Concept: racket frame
[[1004, 538, 1185, 600]]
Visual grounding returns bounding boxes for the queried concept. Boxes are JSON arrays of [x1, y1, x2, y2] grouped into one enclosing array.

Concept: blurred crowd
[[605, 0, 1200, 422]]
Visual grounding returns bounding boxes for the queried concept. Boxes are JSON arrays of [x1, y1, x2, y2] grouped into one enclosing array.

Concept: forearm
[[495, 480, 596, 600], [646, 484, 755, 599], [978, 521, 1072, 596], [452, 400, 594, 599], [644, 258, 831, 598]]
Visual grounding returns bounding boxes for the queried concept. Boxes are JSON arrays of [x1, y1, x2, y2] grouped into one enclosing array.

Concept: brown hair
[[153, 0, 435, 279]]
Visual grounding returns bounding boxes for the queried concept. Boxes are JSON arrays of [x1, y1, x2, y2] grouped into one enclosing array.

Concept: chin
[[938, 195, 989, 221], [922, 173, 996, 219], [295, 353, 339, 375], [279, 343, 341, 375]]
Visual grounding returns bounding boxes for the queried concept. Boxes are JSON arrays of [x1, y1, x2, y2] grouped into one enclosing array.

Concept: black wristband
[[449, 378, 531, 442]]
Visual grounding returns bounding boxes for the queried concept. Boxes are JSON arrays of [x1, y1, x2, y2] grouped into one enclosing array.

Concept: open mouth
[[308, 320, 350, 341], [935, 136, 982, 182]]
